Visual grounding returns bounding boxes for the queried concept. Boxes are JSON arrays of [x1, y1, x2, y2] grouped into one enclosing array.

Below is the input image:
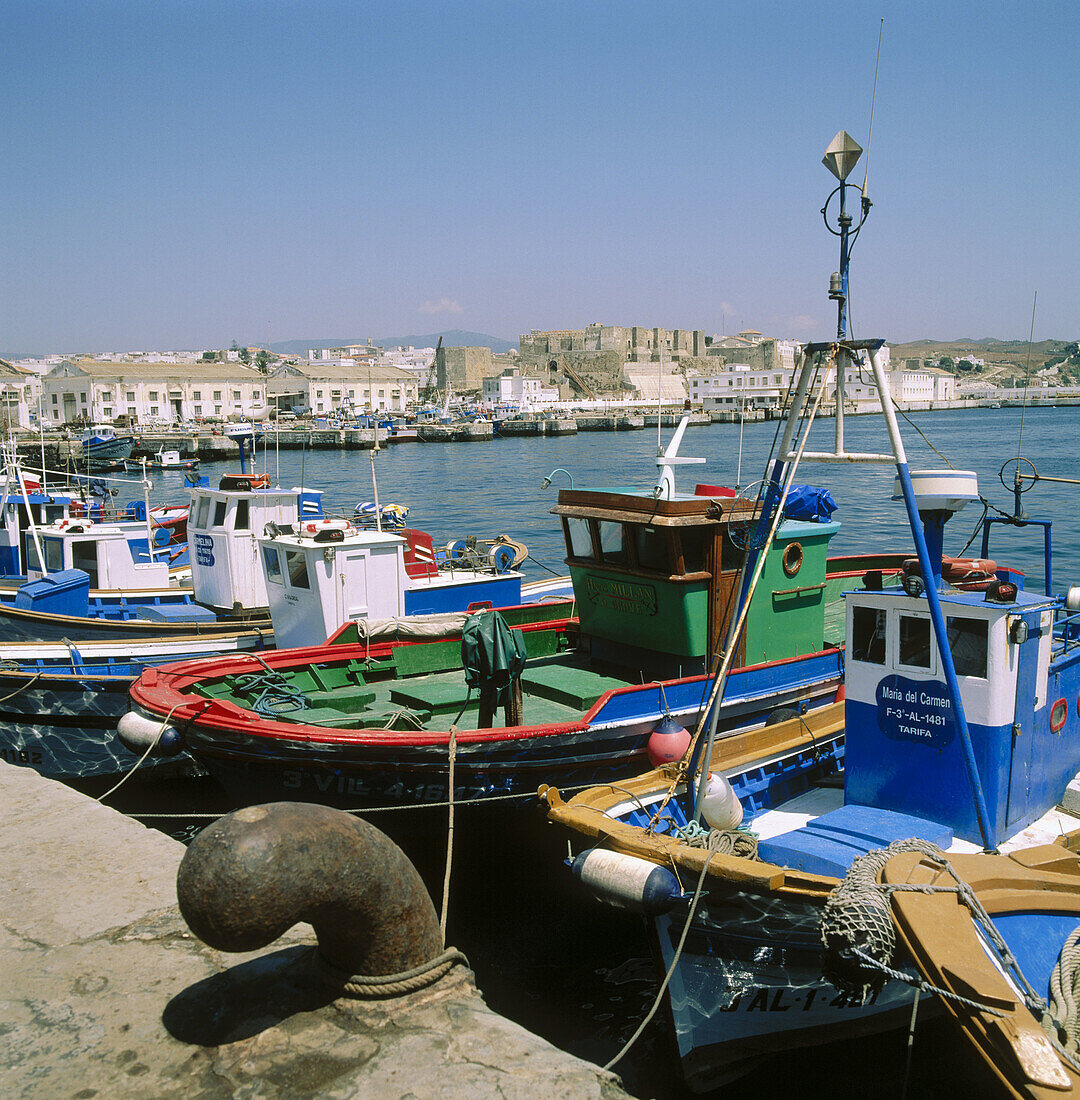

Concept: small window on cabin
[[680, 528, 710, 574], [44, 505, 64, 523], [194, 496, 210, 530], [851, 606, 887, 664], [898, 614, 932, 669], [597, 521, 628, 565], [263, 546, 282, 583], [24, 538, 40, 573], [947, 616, 988, 678], [234, 499, 249, 531], [633, 526, 669, 573], [285, 550, 310, 589], [44, 537, 63, 573], [212, 500, 227, 528], [565, 518, 594, 560]]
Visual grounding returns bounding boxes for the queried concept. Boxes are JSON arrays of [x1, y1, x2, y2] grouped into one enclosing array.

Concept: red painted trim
[[1051, 698, 1068, 733]]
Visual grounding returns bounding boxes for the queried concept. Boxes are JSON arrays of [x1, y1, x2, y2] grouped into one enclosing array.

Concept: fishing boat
[[0, 629, 273, 781], [150, 446, 199, 470], [119, 402, 904, 809], [79, 424, 136, 467], [541, 132, 1080, 1092]]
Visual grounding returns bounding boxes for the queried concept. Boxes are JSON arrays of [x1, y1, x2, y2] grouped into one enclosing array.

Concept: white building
[[0, 360, 37, 430], [482, 369, 560, 409], [42, 360, 270, 426], [267, 361, 418, 415], [682, 345, 962, 414], [686, 363, 794, 411]]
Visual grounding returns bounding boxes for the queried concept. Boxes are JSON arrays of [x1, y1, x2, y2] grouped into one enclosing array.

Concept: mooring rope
[[821, 838, 1080, 1080], [439, 725, 458, 947], [312, 946, 470, 999], [603, 849, 718, 1071]]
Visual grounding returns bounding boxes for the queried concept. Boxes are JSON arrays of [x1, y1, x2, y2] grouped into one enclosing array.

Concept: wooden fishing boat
[[122, 420, 895, 807], [540, 147, 1080, 1090], [0, 629, 274, 780], [879, 845, 1080, 1099]]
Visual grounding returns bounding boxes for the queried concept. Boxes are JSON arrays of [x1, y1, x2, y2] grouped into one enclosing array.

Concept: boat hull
[[0, 634, 272, 779], [652, 890, 917, 1091], [131, 644, 843, 809], [81, 435, 135, 464]]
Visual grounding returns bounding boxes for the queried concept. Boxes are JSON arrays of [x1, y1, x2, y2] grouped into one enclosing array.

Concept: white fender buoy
[[570, 848, 680, 914], [117, 709, 183, 757], [700, 772, 743, 831]]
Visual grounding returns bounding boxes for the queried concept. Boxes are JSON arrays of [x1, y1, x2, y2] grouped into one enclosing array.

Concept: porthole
[[1051, 698, 1068, 733], [782, 541, 804, 578]]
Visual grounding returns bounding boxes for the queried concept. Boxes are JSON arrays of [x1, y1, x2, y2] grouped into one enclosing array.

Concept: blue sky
[[3, 0, 1077, 354]]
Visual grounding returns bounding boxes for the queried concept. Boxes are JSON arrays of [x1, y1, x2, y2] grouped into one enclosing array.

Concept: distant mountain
[[271, 330, 516, 356], [378, 330, 517, 353]]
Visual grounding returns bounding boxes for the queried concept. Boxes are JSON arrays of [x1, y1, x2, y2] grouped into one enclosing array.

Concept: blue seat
[[757, 803, 953, 878]]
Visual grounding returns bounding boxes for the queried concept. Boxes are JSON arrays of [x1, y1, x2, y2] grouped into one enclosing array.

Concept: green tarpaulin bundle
[[461, 610, 527, 709]]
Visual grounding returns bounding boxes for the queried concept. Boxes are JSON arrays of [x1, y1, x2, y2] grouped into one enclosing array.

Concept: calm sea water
[[145, 405, 1080, 591], [133, 407, 1077, 1099]]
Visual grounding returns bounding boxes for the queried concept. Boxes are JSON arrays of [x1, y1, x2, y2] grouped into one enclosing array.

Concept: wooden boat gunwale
[[882, 848, 1080, 1098]]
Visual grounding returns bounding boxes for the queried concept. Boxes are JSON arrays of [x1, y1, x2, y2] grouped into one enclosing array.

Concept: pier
[[0, 762, 631, 1099]]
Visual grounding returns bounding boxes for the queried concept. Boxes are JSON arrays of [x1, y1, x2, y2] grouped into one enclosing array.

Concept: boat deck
[[192, 649, 636, 732]]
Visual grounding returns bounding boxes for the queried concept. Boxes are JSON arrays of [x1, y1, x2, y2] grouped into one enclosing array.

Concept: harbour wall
[[13, 397, 1074, 465], [0, 761, 631, 1099]]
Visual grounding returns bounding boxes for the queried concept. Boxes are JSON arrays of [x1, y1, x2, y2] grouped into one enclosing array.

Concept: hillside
[[892, 338, 1079, 386]]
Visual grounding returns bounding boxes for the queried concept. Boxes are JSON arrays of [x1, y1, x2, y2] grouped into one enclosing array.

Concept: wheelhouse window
[[947, 616, 988, 678], [851, 606, 887, 664], [71, 540, 99, 586], [263, 546, 282, 583], [233, 499, 249, 531], [194, 496, 210, 530], [898, 614, 932, 669], [212, 500, 227, 528], [565, 517, 594, 560], [632, 525, 669, 573], [680, 527, 710, 574], [597, 520, 627, 566], [284, 550, 310, 589]]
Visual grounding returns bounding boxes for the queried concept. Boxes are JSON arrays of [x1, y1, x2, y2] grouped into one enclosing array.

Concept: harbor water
[[121, 405, 1078, 1098]]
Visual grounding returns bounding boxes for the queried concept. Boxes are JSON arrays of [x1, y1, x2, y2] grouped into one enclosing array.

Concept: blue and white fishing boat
[[79, 423, 135, 468], [543, 131, 1080, 1092], [0, 630, 272, 781]]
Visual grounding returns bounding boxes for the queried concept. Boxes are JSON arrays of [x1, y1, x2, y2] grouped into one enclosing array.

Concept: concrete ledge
[[0, 762, 632, 1099]]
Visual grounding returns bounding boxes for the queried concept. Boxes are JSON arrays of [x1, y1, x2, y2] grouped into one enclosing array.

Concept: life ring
[[55, 517, 93, 533], [782, 541, 803, 578], [902, 556, 998, 590], [301, 518, 352, 537]]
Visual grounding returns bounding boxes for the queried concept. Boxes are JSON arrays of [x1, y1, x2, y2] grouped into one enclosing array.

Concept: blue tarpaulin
[[784, 485, 838, 523]]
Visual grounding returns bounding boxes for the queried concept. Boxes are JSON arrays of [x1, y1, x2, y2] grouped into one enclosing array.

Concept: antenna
[[861, 18, 885, 203]]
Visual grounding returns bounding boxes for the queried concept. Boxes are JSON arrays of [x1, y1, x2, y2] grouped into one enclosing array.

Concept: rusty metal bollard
[[177, 802, 444, 979]]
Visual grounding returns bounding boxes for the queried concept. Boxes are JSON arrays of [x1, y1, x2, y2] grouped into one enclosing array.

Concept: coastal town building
[[482, 369, 560, 409], [266, 360, 418, 415], [41, 360, 269, 426], [436, 346, 520, 393], [0, 359, 38, 429], [306, 343, 381, 362]]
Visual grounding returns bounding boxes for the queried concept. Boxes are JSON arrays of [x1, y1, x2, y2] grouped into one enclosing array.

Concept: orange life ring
[[902, 555, 998, 590]]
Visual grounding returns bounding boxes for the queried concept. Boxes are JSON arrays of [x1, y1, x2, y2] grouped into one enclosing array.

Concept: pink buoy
[[647, 715, 691, 767]]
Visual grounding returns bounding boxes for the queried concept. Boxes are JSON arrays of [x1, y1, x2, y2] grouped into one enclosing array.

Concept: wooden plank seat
[[389, 681, 477, 716], [518, 664, 629, 710]]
